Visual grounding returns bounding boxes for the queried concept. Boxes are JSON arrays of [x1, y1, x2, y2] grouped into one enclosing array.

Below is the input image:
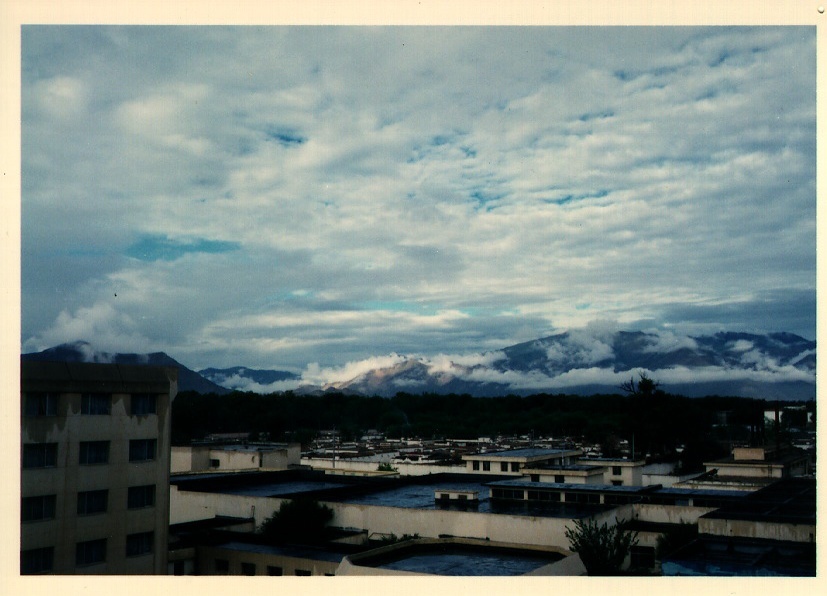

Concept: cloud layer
[[22, 26, 816, 371]]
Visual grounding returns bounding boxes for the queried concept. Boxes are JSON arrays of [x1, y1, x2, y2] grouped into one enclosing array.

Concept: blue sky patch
[[126, 235, 241, 262]]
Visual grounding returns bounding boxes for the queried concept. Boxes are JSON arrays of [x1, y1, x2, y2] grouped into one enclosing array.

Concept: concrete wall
[[631, 503, 716, 525], [699, 518, 816, 543], [302, 457, 465, 476]]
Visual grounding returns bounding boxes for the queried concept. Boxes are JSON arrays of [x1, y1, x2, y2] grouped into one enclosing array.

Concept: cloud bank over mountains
[[199, 325, 815, 400]]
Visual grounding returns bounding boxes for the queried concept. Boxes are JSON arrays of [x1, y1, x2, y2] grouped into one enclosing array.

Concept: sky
[[21, 26, 816, 378]]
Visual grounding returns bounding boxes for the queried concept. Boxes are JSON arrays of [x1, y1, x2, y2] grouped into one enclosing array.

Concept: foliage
[[377, 462, 397, 472], [259, 499, 334, 544], [619, 372, 661, 397], [564, 518, 639, 576]]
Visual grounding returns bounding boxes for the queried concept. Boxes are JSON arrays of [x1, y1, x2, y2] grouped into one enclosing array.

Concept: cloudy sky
[[21, 26, 816, 375]]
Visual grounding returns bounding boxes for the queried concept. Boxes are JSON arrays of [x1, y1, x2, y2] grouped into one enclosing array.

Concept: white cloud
[[21, 27, 816, 371]]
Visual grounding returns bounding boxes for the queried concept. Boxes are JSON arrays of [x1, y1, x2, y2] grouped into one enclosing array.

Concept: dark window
[[81, 393, 111, 415], [127, 485, 155, 509], [440, 493, 449, 500], [173, 560, 185, 575], [76, 538, 107, 567], [458, 494, 467, 501], [240, 562, 256, 576], [129, 439, 157, 462], [214, 558, 229, 574], [500, 462, 509, 472], [210, 459, 220, 468], [482, 461, 490, 471], [22, 443, 57, 469], [554, 475, 565, 483], [530, 474, 540, 482], [295, 569, 311, 576], [21, 546, 54, 574], [267, 565, 283, 576], [131, 394, 157, 416], [24, 393, 58, 417], [126, 531, 153, 557], [21, 495, 56, 522], [472, 461, 479, 471], [77, 489, 108, 515], [511, 462, 519, 472], [612, 466, 622, 476], [611, 480, 623, 486], [79, 441, 109, 465]]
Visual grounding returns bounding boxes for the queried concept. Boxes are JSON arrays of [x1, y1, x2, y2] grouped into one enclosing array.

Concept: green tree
[[259, 499, 334, 544], [564, 518, 639, 576]]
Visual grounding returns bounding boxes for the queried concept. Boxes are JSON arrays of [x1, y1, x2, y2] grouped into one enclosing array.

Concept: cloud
[[21, 27, 816, 371], [23, 302, 153, 355]]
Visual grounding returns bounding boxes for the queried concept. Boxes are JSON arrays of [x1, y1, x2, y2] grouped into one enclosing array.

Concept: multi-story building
[[20, 360, 177, 574]]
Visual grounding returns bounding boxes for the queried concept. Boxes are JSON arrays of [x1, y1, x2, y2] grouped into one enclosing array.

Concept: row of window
[[21, 532, 154, 574], [23, 393, 157, 417], [22, 485, 156, 522], [214, 559, 319, 576], [22, 439, 157, 468], [471, 460, 520, 472]]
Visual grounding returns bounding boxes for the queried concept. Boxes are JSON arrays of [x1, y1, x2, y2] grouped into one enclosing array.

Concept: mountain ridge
[[21, 329, 816, 400]]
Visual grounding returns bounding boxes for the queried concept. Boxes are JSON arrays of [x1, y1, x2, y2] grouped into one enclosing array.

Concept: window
[[511, 462, 519, 472], [126, 531, 153, 557], [76, 538, 107, 567], [81, 393, 111, 415], [530, 474, 540, 482], [240, 562, 256, 576], [214, 558, 229, 573], [21, 546, 54, 574], [482, 461, 490, 471], [24, 393, 58, 417], [295, 569, 311, 576], [131, 394, 157, 416], [472, 461, 479, 471], [266, 565, 283, 576], [210, 459, 220, 468], [554, 475, 565, 483], [173, 560, 186, 575], [22, 443, 57, 468], [127, 485, 156, 509], [129, 439, 157, 462], [77, 489, 108, 515], [458, 494, 467, 501], [500, 462, 509, 472], [612, 466, 622, 476], [21, 495, 56, 522], [611, 480, 623, 486], [79, 441, 109, 465]]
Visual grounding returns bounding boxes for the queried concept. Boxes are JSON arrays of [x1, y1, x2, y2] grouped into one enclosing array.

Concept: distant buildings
[[20, 360, 177, 574]]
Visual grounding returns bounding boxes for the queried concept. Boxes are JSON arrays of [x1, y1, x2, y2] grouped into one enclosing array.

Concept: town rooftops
[[462, 448, 581, 462]]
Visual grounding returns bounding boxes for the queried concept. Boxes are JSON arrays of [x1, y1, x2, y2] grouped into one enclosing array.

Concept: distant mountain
[[324, 330, 816, 400], [22, 329, 816, 400], [199, 366, 300, 392], [21, 341, 232, 395]]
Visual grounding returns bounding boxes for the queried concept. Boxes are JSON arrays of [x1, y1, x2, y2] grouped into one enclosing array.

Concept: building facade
[[21, 360, 177, 574]]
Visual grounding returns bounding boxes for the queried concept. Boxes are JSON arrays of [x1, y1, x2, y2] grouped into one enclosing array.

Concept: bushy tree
[[259, 499, 334, 544], [564, 518, 638, 576]]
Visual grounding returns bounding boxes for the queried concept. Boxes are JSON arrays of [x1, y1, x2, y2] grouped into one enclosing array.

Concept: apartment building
[[20, 360, 177, 574]]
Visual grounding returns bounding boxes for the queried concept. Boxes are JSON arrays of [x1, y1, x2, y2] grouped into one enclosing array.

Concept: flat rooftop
[[350, 541, 565, 576], [213, 541, 348, 563]]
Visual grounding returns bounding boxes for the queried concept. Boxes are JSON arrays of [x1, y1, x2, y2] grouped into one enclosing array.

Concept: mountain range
[[21, 329, 816, 400]]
